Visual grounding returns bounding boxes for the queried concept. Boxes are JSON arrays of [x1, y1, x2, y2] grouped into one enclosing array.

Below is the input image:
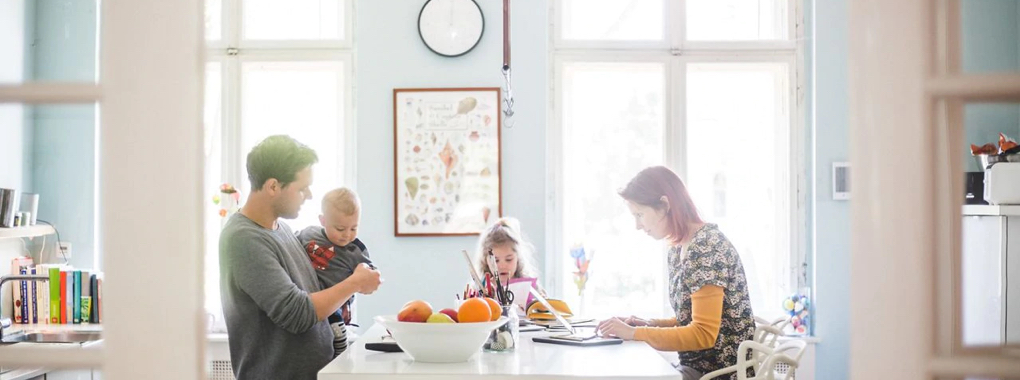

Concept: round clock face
[[418, 0, 484, 57]]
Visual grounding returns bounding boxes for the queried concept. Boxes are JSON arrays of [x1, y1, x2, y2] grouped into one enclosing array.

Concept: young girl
[[473, 217, 541, 304]]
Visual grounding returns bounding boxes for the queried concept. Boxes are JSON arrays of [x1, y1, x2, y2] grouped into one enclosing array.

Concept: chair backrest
[[761, 340, 808, 380], [753, 315, 791, 348], [754, 315, 792, 331], [753, 323, 785, 347], [699, 339, 808, 380]]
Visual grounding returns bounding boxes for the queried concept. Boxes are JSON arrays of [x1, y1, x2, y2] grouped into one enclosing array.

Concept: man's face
[[273, 166, 313, 219]]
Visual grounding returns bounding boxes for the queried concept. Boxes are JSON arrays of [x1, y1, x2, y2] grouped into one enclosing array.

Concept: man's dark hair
[[246, 135, 318, 191]]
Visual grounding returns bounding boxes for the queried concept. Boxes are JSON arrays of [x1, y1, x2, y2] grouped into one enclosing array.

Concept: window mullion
[[669, 58, 686, 182], [224, 57, 242, 190], [224, 0, 241, 48], [673, 0, 686, 50]]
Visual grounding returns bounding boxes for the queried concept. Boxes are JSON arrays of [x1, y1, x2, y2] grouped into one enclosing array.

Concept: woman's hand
[[604, 315, 650, 326], [597, 317, 637, 340], [623, 315, 650, 326]]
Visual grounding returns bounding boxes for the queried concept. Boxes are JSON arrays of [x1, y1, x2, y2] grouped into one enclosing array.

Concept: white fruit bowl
[[374, 315, 508, 363]]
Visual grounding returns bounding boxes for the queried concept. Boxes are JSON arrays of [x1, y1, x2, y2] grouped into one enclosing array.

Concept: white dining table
[[318, 323, 684, 379]]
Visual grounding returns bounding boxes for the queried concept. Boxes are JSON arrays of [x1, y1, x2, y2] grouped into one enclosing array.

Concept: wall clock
[[418, 0, 484, 57]]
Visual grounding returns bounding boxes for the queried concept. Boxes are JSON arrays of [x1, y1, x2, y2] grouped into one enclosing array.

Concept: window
[[551, 1, 802, 321], [203, 0, 355, 333]]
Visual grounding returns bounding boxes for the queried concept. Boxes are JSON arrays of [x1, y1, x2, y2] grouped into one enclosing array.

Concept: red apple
[[439, 308, 459, 322]]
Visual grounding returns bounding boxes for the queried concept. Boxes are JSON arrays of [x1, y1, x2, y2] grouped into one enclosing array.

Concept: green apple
[[425, 312, 456, 323]]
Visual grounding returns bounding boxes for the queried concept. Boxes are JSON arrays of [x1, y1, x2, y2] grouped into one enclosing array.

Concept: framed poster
[[393, 87, 502, 236]]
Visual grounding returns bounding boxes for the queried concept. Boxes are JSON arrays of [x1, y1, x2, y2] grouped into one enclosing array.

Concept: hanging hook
[[502, 65, 514, 128], [501, 0, 514, 129]]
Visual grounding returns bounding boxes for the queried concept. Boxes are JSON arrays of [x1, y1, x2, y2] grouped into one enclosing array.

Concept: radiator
[[207, 360, 235, 380]]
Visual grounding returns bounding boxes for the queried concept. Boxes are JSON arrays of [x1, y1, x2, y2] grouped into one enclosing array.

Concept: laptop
[[529, 288, 622, 346]]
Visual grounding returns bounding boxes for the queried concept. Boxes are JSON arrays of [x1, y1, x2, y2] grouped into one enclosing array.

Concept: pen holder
[[483, 305, 518, 352]]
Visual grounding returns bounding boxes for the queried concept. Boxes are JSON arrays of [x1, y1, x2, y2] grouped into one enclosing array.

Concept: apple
[[397, 300, 433, 322], [426, 313, 455, 323], [438, 308, 459, 322]]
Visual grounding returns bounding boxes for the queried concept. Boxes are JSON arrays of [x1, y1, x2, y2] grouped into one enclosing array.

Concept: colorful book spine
[[59, 271, 67, 324], [81, 270, 90, 323], [89, 274, 98, 323], [49, 267, 60, 324], [73, 270, 81, 324], [37, 270, 49, 324], [29, 267, 37, 324], [65, 270, 72, 324], [18, 267, 27, 324]]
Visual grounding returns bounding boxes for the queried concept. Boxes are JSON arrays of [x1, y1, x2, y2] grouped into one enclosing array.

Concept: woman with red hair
[[597, 166, 754, 380]]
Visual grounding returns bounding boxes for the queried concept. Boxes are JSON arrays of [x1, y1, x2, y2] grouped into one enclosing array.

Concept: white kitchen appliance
[[984, 162, 1020, 205]]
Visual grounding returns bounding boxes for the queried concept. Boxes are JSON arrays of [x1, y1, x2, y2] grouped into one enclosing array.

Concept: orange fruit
[[483, 297, 501, 321], [457, 298, 492, 323]]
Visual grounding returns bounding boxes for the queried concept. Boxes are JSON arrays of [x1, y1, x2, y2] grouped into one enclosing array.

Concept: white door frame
[[849, 0, 1020, 378], [0, 0, 205, 378], [99, 0, 205, 378]]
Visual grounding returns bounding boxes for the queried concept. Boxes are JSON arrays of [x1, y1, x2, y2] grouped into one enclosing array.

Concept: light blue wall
[[353, 0, 547, 325], [31, 104, 95, 269], [28, 0, 98, 269], [961, 0, 1020, 172], [809, 0, 850, 378]]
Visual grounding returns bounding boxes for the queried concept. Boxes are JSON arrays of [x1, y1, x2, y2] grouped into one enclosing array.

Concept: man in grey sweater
[[220, 135, 382, 380]]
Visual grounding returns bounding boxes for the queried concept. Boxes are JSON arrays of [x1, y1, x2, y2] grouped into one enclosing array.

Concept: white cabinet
[[961, 206, 1020, 345]]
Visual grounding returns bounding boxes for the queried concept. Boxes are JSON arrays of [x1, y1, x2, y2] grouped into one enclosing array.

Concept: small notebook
[[532, 335, 623, 347]]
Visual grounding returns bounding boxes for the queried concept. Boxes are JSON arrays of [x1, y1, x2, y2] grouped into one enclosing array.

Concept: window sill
[[778, 335, 821, 344]]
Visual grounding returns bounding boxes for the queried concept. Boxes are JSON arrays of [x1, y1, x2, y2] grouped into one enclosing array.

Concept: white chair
[[754, 315, 792, 333], [753, 323, 786, 348], [699, 339, 808, 380], [750, 315, 789, 364], [758, 340, 808, 380]]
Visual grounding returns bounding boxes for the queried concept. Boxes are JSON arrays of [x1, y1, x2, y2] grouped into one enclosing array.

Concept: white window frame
[[204, 0, 357, 333], [546, 0, 807, 316], [207, 0, 358, 191]]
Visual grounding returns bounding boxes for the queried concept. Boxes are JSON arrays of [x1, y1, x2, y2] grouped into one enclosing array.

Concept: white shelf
[[6, 324, 102, 334], [0, 225, 56, 240], [963, 205, 1020, 216]]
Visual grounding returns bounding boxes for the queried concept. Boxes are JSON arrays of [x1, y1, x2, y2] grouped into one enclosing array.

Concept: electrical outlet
[[832, 162, 851, 200], [58, 241, 72, 259]]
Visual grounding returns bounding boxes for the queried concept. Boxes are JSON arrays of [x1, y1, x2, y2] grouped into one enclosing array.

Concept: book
[[81, 270, 90, 305], [37, 268, 49, 324], [81, 270, 90, 323], [29, 267, 37, 324], [89, 274, 98, 323], [59, 270, 67, 324], [73, 270, 81, 324], [18, 267, 27, 324], [10, 257, 33, 324], [49, 267, 60, 324]]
